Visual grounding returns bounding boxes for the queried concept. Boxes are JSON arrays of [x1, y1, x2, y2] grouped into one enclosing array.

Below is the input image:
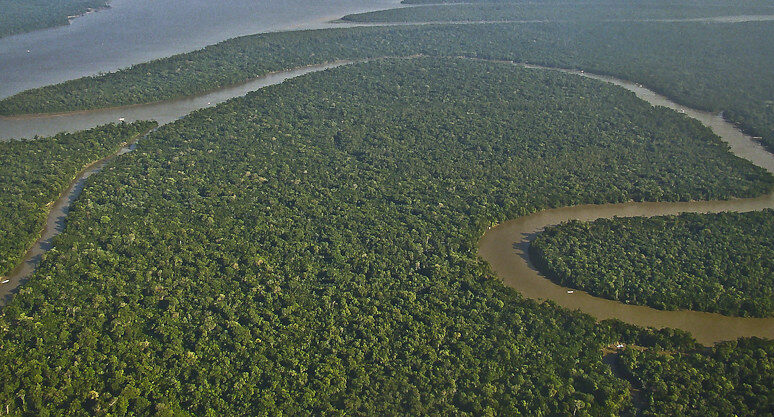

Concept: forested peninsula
[[1, 58, 772, 416], [1, 20, 772, 152], [342, 2, 774, 23], [0, 0, 109, 38], [0, 121, 156, 278], [531, 211, 774, 317]]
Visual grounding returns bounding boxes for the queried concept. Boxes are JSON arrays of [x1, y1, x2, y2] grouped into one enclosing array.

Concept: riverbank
[[0, 0, 403, 99], [0, 1, 109, 39], [66, 5, 111, 24], [2, 18, 771, 153], [0, 62, 350, 140], [0, 124, 155, 306]]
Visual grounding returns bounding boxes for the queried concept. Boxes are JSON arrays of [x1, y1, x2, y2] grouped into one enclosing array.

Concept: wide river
[[0, 0, 401, 99]]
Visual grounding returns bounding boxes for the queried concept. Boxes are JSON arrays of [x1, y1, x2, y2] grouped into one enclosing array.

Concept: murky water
[[479, 63, 774, 345], [0, 141, 135, 306], [0, 62, 350, 140], [0, 0, 401, 99]]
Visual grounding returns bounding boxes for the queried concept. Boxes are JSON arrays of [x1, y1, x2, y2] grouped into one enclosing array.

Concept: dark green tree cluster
[[0, 58, 770, 415], [0, 121, 156, 278], [530, 211, 774, 317], [1, 18, 773, 152], [620, 338, 774, 415], [0, 0, 109, 38], [343, 2, 774, 23]]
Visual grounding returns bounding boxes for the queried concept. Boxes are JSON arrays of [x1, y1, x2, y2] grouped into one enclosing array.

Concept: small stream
[[0, 140, 137, 305]]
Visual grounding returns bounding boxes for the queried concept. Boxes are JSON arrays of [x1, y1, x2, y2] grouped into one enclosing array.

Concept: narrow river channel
[[0, 63, 353, 304], [0, 139, 140, 306], [0, 62, 350, 140]]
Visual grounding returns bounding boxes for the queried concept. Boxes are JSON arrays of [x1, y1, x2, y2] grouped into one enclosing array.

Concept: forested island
[[342, 2, 774, 23], [1, 19, 772, 152], [0, 121, 155, 278], [530, 211, 774, 317], [0, 0, 109, 38], [1, 57, 772, 416]]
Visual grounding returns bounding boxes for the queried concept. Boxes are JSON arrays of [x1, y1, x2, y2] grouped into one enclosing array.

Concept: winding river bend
[[480, 64, 774, 346], [1, 58, 772, 344], [4, 15, 774, 140]]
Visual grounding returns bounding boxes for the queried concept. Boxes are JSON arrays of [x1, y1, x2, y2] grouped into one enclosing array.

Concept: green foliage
[[0, 121, 156, 277], [344, 2, 774, 23], [620, 338, 774, 416], [0, 58, 770, 415], [0, 0, 108, 38], [1, 18, 773, 152], [531, 211, 774, 317]]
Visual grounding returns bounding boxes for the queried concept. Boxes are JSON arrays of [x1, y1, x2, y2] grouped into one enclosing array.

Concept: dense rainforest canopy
[[0, 121, 156, 279], [1, 58, 771, 416], [619, 337, 774, 415], [530, 211, 774, 317], [0, 0, 109, 38], [1, 16, 772, 153]]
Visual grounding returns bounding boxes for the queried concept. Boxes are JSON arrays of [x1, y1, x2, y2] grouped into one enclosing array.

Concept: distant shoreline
[[66, 5, 112, 24], [0, 2, 111, 40]]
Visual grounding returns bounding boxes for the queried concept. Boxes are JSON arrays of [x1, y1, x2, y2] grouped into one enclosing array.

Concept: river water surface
[[0, 0, 401, 99], [0, 62, 350, 140]]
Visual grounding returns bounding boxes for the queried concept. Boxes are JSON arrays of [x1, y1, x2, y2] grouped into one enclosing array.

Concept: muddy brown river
[[0, 62, 350, 140], [479, 64, 774, 345]]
